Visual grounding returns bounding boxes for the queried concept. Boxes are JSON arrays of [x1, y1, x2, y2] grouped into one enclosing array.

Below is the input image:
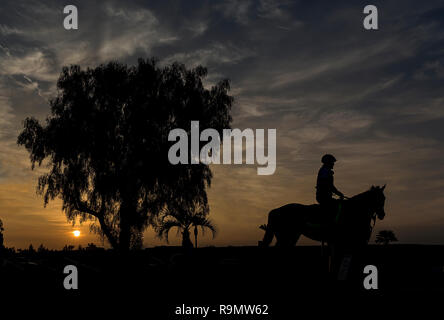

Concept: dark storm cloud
[[0, 0, 443, 247]]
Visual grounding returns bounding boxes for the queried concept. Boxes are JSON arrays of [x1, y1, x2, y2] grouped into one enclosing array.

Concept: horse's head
[[370, 184, 386, 220]]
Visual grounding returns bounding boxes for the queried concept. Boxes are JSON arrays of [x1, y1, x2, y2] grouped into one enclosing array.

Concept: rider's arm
[[332, 185, 344, 198], [322, 168, 344, 198]]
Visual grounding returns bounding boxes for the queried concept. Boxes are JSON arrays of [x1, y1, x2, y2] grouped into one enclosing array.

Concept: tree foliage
[[375, 230, 398, 245], [17, 58, 233, 252]]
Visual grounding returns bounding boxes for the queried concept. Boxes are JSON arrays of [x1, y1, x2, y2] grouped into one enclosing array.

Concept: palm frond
[[191, 215, 217, 239], [156, 220, 183, 243]]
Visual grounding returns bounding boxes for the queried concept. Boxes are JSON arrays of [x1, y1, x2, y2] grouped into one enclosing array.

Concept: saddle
[[306, 201, 342, 229]]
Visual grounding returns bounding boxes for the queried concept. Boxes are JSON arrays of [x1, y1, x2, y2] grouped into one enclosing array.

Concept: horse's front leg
[[320, 240, 330, 274], [328, 242, 343, 276], [327, 242, 334, 274]]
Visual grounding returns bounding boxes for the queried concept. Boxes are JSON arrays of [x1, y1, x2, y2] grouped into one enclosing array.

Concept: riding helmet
[[321, 154, 336, 164]]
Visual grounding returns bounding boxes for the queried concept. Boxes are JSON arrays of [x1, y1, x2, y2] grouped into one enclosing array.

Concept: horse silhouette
[[260, 185, 386, 248]]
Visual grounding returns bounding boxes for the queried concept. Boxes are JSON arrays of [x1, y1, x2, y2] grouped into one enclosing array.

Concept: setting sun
[[73, 230, 81, 237]]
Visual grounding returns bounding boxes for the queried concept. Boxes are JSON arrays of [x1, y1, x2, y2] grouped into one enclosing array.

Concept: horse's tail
[[260, 209, 276, 247]]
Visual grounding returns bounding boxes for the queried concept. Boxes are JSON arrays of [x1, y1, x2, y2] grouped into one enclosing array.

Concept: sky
[[0, 0, 443, 249]]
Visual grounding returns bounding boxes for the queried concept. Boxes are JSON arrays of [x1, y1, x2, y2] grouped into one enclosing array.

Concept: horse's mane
[[349, 187, 377, 202]]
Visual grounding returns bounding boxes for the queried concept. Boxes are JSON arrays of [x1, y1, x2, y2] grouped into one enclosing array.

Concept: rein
[[368, 212, 377, 242]]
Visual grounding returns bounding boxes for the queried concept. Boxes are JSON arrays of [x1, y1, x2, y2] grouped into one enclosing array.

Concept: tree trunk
[[119, 211, 131, 253], [182, 229, 193, 249], [118, 196, 135, 253], [98, 216, 118, 249], [194, 226, 198, 248], [118, 183, 142, 253]]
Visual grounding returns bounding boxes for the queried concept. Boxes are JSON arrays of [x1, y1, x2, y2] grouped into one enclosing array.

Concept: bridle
[[368, 202, 385, 240], [369, 212, 377, 238]]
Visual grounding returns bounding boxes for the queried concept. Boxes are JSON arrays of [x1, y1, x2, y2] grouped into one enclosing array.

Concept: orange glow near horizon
[[73, 230, 81, 237]]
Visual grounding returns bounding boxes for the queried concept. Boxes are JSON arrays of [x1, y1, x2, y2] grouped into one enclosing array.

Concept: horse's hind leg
[[261, 226, 274, 247], [275, 231, 300, 247], [291, 232, 301, 246], [274, 231, 282, 247]]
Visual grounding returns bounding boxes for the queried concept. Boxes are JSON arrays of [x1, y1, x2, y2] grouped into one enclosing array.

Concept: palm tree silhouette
[[375, 230, 398, 245], [156, 209, 216, 248]]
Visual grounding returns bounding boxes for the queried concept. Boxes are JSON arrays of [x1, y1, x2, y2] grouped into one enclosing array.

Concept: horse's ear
[[381, 184, 386, 191]]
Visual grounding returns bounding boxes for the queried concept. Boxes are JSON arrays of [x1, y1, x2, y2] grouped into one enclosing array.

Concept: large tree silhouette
[[18, 58, 232, 252]]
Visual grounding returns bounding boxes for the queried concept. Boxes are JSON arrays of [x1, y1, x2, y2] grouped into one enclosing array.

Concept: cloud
[[162, 43, 255, 68], [414, 60, 444, 80], [269, 40, 397, 89], [0, 24, 22, 36], [14, 75, 43, 97], [257, 0, 291, 20], [320, 111, 373, 133], [187, 22, 208, 37], [0, 50, 58, 82], [98, 5, 177, 61], [215, 0, 253, 25], [0, 95, 15, 139]]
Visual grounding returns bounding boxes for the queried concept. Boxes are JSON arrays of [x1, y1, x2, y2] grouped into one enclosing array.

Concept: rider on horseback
[[316, 154, 344, 224]]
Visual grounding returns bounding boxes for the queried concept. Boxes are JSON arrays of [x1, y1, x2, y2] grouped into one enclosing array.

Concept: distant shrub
[[375, 230, 398, 245]]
